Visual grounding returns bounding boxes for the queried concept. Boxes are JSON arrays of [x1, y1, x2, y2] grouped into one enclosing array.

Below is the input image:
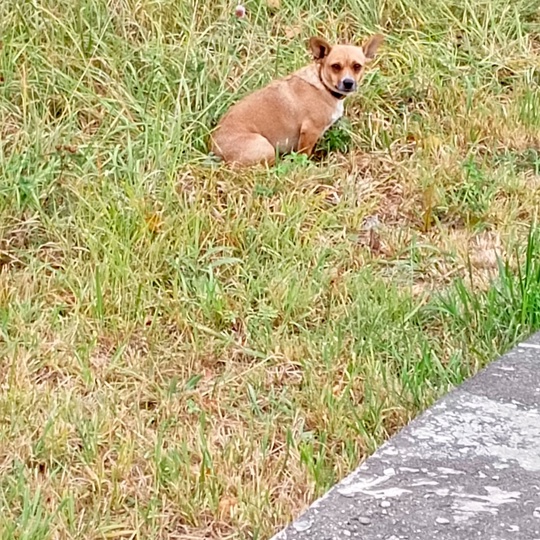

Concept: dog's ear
[[363, 34, 384, 60], [309, 37, 332, 61]]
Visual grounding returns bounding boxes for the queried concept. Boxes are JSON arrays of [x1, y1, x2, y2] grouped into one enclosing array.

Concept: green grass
[[2, 0, 540, 538]]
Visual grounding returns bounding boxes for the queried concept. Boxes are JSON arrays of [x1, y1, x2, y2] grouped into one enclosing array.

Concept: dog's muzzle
[[339, 78, 356, 92]]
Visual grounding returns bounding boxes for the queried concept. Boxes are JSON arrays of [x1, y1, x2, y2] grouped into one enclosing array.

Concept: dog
[[210, 34, 384, 168]]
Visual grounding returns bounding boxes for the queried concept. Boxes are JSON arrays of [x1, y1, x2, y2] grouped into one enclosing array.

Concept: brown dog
[[210, 34, 384, 167]]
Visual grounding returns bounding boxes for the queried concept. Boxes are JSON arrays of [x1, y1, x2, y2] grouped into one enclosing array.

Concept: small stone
[[533, 507, 540, 518], [436, 517, 450, 525], [293, 520, 312, 532], [342, 530, 351, 537], [358, 517, 372, 525], [381, 501, 391, 508]]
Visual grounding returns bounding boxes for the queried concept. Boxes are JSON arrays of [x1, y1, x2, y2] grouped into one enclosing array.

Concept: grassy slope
[[1, 0, 540, 538]]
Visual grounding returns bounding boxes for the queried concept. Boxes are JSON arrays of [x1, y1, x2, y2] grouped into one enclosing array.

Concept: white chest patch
[[331, 101, 344, 124], [324, 100, 344, 133]]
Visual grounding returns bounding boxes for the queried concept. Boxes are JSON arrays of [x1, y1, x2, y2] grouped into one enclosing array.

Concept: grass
[[2, 0, 540, 538]]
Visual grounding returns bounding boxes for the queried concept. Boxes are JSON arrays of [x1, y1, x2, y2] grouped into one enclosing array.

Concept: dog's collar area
[[328, 87, 347, 100]]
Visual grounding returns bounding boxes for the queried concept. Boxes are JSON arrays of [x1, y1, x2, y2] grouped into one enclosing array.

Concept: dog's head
[[309, 34, 384, 96]]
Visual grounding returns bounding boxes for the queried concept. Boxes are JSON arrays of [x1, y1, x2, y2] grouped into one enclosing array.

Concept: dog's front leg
[[298, 122, 322, 156]]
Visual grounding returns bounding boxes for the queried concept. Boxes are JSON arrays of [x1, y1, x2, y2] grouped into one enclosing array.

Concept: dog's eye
[[331, 63, 342, 72], [352, 63, 363, 72]]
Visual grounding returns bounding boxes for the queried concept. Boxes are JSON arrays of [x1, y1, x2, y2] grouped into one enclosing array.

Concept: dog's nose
[[342, 78, 355, 90]]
